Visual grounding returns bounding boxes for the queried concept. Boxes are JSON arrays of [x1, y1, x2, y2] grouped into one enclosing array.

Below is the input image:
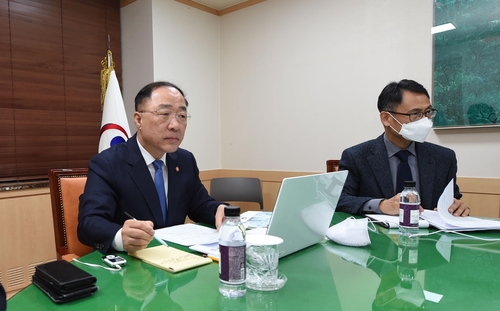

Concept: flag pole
[[107, 35, 111, 68]]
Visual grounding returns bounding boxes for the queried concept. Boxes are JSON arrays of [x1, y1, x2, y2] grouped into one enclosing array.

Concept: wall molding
[[174, 0, 266, 16]]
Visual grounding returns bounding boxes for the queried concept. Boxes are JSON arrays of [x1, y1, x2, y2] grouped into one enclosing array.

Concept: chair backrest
[[48, 168, 93, 259], [210, 177, 264, 210], [326, 160, 340, 172]]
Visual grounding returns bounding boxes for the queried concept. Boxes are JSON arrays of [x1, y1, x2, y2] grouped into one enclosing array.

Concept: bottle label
[[219, 244, 246, 284], [399, 203, 419, 227]]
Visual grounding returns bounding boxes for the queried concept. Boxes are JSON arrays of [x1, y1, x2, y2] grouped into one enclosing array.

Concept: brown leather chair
[[326, 160, 340, 172], [48, 168, 93, 261]]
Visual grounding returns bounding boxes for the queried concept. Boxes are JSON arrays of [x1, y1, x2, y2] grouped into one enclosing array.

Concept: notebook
[[129, 245, 213, 273], [250, 171, 348, 258]]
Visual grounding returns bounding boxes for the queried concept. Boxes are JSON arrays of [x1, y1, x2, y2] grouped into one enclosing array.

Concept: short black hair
[[134, 81, 188, 111], [377, 79, 430, 112]]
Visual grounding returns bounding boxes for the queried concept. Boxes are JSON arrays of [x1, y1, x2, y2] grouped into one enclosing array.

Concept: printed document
[[155, 223, 219, 246], [420, 179, 500, 231]]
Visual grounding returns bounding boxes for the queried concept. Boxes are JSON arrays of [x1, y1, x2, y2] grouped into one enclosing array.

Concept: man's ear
[[380, 111, 392, 127], [134, 112, 142, 130]]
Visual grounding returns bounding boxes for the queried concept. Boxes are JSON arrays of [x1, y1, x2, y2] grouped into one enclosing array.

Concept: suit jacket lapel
[[367, 135, 394, 199], [127, 135, 166, 227], [415, 143, 436, 208]]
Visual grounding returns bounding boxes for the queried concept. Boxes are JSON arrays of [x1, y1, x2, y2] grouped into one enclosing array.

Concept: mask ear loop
[[386, 111, 404, 135], [366, 218, 377, 232]]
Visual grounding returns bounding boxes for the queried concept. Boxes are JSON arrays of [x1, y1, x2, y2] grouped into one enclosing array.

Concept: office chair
[[210, 177, 264, 210], [48, 168, 93, 262], [326, 160, 340, 172]]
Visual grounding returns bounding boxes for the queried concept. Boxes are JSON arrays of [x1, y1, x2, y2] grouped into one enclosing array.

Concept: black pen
[[124, 211, 169, 247]]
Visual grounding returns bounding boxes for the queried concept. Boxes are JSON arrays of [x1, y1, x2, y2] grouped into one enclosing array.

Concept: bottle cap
[[224, 205, 240, 216], [404, 181, 416, 188]]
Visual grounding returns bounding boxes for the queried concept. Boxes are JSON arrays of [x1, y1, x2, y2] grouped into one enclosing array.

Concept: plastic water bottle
[[399, 180, 420, 236], [219, 206, 246, 298]]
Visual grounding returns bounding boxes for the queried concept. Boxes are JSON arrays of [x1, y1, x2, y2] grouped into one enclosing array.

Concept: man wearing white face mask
[[337, 79, 470, 217]]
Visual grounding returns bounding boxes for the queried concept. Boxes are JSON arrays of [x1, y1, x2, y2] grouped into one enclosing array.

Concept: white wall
[[122, 0, 500, 178], [121, 0, 154, 133], [121, 0, 222, 169], [220, 0, 500, 178]]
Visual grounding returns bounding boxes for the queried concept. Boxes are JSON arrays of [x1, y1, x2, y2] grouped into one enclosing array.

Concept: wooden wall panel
[[461, 193, 500, 218], [458, 177, 500, 217], [0, 188, 55, 294]]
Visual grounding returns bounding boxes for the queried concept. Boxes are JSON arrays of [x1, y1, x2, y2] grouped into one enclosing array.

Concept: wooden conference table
[[8, 212, 500, 310]]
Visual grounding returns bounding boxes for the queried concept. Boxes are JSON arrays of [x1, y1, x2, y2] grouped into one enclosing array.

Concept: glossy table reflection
[[8, 212, 500, 310]]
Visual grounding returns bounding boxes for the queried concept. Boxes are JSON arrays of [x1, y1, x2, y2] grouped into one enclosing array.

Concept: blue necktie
[[153, 160, 167, 223], [395, 150, 413, 193]]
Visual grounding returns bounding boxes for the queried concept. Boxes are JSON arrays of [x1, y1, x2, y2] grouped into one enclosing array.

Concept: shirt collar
[[137, 140, 166, 166], [383, 133, 416, 157]]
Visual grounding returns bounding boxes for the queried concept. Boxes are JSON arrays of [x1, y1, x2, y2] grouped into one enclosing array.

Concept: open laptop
[[250, 170, 348, 258]]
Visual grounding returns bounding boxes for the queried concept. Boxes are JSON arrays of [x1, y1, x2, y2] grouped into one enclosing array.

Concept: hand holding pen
[[123, 212, 169, 251]]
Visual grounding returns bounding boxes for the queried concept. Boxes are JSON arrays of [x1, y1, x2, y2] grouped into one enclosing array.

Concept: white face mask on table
[[326, 217, 376, 247]]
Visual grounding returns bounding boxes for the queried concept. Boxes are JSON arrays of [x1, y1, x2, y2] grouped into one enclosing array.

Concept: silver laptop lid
[[266, 170, 348, 258]]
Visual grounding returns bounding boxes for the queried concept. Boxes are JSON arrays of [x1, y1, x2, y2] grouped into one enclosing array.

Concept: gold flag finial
[[100, 35, 115, 110], [100, 50, 115, 110]]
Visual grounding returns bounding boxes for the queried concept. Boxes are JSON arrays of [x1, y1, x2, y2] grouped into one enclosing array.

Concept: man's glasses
[[139, 109, 191, 124], [386, 108, 438, 122]]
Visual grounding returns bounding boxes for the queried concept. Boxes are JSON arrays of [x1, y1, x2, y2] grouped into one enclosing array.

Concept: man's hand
[[378, 194, 401, 215], [378, 193, 424, 215], [444, 198, 470, 217], [122, 219, 155, 252], [215, 204, 226, 230]]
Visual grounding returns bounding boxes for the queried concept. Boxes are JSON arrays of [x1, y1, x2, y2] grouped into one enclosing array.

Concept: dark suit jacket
[[337, 134, 462, 214], [78, 134, 221, 253]]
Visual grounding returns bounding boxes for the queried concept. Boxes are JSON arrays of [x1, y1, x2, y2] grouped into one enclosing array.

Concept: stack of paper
[[419, 179, 500, 231]]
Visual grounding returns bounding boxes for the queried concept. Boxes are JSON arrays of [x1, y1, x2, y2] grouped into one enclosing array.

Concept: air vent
[[7, 266, 24, 288]]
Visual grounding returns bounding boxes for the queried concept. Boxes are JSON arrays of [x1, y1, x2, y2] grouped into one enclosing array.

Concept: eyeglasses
[[386, 108, 438, 122], [139, 109, 191, 124]]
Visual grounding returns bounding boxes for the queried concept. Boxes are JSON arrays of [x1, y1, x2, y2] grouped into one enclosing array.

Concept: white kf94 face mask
[[389, 114, 433, 143], [326, 217, 376, 247]]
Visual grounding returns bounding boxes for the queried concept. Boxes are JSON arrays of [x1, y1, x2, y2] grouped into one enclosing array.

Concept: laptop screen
[[266, 171, 348, 258]]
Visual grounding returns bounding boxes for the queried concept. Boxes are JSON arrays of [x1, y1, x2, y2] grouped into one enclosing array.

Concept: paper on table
[[420, 179, 500, 231], [366, 214, 429, 229], [241, 211, 272, 229], [423, 290, 443, 303], [155, 223, 219, 246], [189, 242, 220, 260]]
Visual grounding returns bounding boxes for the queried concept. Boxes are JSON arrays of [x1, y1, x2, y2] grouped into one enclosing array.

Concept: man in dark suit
[[337, 79, 470, 216], [78, 82, 226, 253]]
